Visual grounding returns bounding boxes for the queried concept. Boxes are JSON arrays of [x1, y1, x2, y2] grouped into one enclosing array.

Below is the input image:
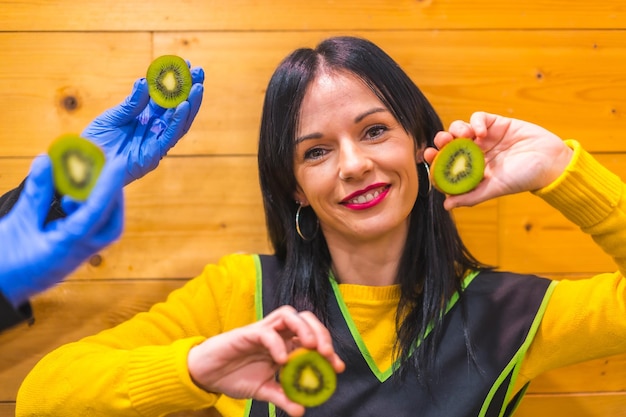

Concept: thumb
[[14, 155, 55, 227], [158, 102, 191, 157], [68, 156, 126, 235], [89, 78, 151, 128]]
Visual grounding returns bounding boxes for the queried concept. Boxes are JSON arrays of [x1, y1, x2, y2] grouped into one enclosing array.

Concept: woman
[[16, 36, 626, 417]]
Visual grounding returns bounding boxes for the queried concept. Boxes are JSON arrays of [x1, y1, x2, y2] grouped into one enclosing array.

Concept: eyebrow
[[295, 132, 323, 144], [354, 107, 387, 123], [295, 107, 389, 144]]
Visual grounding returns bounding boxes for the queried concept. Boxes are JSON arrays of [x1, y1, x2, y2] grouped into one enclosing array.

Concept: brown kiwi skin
[[279, 348, 337, 408], [430, 137, 485, 195]]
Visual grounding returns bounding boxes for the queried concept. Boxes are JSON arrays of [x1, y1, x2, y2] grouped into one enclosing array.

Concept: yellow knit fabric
[[16, 140, 626, 416], [335, 283, 399, 373]]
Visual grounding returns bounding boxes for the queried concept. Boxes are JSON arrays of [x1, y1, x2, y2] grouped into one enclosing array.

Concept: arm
[[0, 184, 34, 329], [16, 254, 343, 417], [0, 181, 25, 218], [16, 258, 232, 417], [0, 181, 67, 224], [0, 61, 204, 222], [1, 62, 204, 331], [426, 112, 626, 380], [0, 292, 33, 331], [520, 140, 626, 379], [0, 155, 125, 331]]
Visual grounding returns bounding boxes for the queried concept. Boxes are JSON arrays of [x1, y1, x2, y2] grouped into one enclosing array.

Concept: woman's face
[[293, 71, 421, 246]]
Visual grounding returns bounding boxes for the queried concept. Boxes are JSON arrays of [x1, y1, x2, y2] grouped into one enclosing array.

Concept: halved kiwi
[[146, 55, 192, 108], [430, 138, 485, 195], [279, 348, 337, 408], [48, 133, 106, 201]]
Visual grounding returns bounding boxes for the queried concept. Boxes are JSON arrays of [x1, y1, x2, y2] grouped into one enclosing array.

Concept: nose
[[338, 139, 372, 181]]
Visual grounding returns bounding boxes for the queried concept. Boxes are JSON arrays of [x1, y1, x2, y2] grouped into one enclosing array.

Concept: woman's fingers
[[296, 311, 345, 372], [256, 382, 307, 417]]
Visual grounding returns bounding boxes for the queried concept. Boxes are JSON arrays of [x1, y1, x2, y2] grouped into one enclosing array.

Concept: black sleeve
[[0, 178, 66, 332], [0, 292, 34, 332], [0, 179, 26, 218], [0, 178, 67, 223]]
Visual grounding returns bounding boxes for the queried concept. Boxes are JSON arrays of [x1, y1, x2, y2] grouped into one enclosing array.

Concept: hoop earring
[[295, 204, 319, 241], [422, 162, 432, 194]]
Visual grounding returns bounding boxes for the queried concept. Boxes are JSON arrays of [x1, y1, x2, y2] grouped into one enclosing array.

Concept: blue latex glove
[[0, 154, 125, 307], [82, 64, 205, 185]]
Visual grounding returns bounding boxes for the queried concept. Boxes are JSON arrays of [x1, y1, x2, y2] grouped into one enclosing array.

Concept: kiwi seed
[[431, 138, 485, 195], [146, 55, 192, 108], [48, 133, 106, 201], [279, 348, 337, 408]]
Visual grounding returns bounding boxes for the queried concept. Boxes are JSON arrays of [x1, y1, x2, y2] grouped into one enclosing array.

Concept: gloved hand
[[82, 64, 205, 185], [0, 154, 125, 307]]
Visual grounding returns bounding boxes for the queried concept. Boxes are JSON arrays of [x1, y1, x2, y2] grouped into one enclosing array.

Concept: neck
[[325, 227, 407, 287]]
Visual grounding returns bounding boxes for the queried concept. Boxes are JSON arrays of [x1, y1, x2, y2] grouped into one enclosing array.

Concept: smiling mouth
[[343, 185, 390, 205]]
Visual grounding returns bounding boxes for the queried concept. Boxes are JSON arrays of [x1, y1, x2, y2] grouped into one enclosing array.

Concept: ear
[[415, 145, 426, 164], [293, 187, 309, 206]]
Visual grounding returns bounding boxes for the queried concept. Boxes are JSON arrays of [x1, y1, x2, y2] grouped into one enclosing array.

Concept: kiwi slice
[[48, 133, 106, 201], [431, 138, 485, 195], [146, 55, 192, 108], [279, 348, 337, 408]]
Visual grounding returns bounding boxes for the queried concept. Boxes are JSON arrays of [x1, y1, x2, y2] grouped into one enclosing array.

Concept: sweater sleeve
[[518, 140, 626, 383], [15, 253, 258, 417]]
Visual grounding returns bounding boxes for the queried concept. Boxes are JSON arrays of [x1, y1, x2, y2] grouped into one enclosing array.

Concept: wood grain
[[3, 30, 626, 157], [498, 154, 626, 274], [1, 1, 626, 415], [2, 153, 625, 279], [0, 280, 188, 400], [0, 404, 15, 417], [4, 152, 626, 280], [0, 155, 272, 280], [0, 32, 151, 157], [1, 0, 626, 31], [152, 29, 626, 154]]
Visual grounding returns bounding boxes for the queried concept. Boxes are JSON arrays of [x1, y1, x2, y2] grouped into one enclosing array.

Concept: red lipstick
[[341, 183, 390, 210]]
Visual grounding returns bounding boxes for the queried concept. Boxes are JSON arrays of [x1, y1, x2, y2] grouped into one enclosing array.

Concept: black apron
[[248, 255, 554, 417]]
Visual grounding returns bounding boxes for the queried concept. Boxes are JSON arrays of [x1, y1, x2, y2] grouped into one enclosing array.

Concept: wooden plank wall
[[1, 1, 625, 415]]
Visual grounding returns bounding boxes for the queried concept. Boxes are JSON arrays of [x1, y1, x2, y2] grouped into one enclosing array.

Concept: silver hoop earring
[[423, 162, 432, 194], [295, 204, 319, 241]]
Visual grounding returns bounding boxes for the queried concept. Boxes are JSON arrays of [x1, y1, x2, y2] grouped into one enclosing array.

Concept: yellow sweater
[[16, 140, 626, 417]]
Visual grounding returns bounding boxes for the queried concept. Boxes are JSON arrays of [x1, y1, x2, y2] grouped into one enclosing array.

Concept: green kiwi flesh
[[431, 138, 485, 195], [48, 133, 105, 201], [279, 348, 337, 408], [146, 55, 192, 108]]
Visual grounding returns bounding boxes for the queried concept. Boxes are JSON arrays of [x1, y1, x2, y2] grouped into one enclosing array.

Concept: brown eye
[[304, 147, 327, 160], [366, 125, 387, 139]]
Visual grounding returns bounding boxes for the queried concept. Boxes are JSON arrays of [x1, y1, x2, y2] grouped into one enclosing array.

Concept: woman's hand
[[187, 305, 345, 417], [424, 111, 573, 210]]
